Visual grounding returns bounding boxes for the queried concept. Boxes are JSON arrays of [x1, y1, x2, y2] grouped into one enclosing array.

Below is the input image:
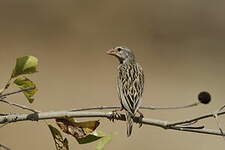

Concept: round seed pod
[[198, 91, 211, 104]]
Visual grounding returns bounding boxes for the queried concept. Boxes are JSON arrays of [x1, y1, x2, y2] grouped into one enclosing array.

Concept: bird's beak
[[106, 49, 116, 56]]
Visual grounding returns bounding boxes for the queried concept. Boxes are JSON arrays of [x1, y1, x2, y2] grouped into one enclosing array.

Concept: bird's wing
[[117, 63, 144, 115]]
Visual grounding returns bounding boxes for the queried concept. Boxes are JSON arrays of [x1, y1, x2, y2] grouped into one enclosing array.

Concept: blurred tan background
[[0, 0, 225, 149]]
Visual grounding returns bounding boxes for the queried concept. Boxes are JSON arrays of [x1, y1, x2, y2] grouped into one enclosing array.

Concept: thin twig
[[140, 102, 199, 110], [70, 102, 199, 112], [178, 120, 198, 126], [168, 110, 225, 126], [219, 104, 225, 112], [0, 78, 12, 95], [175, 125, 204, 129], [0, 122, 9, 128], [0, 143, 11, 150], [70, 106, 120, 111], [0, 114, 9, 116], [0, 98, 39, 113], [0, 110, 224, 137], [213, 113, 225, 140], [210, 104, 225, 140], [213, 106, 225, 141], [0, 86, 35, 98]]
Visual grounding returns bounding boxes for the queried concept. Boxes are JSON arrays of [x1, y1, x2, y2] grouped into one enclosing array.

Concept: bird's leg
[[137, 110, 144, 128], [109, 107, 123, 122]]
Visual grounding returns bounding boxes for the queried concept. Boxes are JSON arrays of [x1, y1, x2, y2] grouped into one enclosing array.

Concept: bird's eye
[[117, 48, 122, 51]]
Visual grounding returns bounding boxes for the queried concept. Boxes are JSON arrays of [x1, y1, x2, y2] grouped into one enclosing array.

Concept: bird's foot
[[137, 110, 144, 128], [109, 108, 123, 122]]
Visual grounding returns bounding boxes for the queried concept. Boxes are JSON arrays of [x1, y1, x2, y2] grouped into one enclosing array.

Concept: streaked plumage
[[107, 46, 144, 137]]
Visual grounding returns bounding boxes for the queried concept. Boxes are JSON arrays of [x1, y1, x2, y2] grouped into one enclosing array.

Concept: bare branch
[[0, 143, 11, 150], [219, 104, 225, 112], [168, 110, 225, 126], [0, 78, 12, 95], [0, 86, 35, 98], [213, 106, 225, 141], [140, 102, 199, 110], [70, 102, 199, 112], [0, 86, 223, 138], [0, 110, 224, 137], [0, 122, 9, 128], [213, 113, 225, 140], [70, 106, 120, 111], [0, 98, 39, 113]]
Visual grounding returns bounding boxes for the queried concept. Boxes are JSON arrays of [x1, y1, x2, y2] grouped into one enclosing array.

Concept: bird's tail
[[125, 111, 133, 137]]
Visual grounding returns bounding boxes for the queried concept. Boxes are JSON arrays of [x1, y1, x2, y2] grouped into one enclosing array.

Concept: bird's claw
[[109, 111, 121, 122], [138, 114, 144, 128], [137, 110, 144, 128]]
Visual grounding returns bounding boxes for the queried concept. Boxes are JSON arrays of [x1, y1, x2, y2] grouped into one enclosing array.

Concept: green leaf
[[48, 125, 69, 150], [76, 130, 103, 144], [95, 132, 114, 150], [12, 56, 38, 78], [56, 118, 102, 144], [13, 76, 38, 103]]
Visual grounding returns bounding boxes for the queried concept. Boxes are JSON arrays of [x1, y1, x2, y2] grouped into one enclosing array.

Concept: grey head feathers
[[107, 46, 135, 64]]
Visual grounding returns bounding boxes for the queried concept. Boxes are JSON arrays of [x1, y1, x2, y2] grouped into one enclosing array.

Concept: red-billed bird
[[107, 46, 144, 137]]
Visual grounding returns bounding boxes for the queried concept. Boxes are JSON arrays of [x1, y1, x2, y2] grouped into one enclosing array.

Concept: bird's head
[[107, 46, 135, 64]]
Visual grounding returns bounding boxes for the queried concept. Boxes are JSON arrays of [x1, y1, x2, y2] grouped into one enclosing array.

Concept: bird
[[107, 46, 144, 137]]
